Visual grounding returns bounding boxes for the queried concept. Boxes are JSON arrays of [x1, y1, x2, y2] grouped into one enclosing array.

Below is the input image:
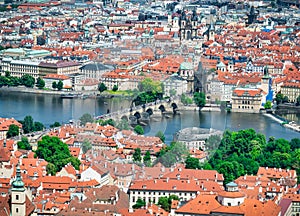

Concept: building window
[[16, 208, 19, 213], [16, 195, 19, 200]]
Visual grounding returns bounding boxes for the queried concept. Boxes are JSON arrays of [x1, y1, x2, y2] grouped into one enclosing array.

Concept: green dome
[[12, 164, 25, 189]]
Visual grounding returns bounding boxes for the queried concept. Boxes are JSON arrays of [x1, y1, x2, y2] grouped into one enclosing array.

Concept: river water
[[0, 91, 299, 143]]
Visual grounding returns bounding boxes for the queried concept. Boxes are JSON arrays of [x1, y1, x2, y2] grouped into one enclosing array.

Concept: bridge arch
[[134, 112, 141, 119], [159, 105, 166, 112], [171, 103, 178, 109], [121, 115, 128, 121], [146, 108, 153, 116]]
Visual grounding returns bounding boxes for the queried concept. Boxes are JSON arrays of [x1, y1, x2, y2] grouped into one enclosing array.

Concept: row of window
[[132, 190, 193, 197], [238, 106, 254, 109]]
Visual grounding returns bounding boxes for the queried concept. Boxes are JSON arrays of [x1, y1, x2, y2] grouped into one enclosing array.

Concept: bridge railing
[[95, 98, 179, 120]]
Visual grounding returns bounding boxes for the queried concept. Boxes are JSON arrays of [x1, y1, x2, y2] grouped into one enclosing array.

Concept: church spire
[[12, 163, 25, 190]]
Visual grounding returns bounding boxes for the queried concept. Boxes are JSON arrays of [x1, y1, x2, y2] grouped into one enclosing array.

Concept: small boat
[[104, 102, 108, 105], [61, 93, 82, 99]]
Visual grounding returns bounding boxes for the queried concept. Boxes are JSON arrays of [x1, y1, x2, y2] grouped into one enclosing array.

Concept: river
[[0, 91, 299, 143]]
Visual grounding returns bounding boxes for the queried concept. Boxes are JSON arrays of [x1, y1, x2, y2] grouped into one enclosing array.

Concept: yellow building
[[231, 88, 263, 113], [280, 82, 300, 103]]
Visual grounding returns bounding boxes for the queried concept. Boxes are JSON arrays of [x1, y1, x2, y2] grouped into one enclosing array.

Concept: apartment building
[[231, 88, 264, 113], [1, 58, 40, 78]]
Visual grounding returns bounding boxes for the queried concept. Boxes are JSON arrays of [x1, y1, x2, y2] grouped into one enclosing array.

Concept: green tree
[[35, 135, 80, 174], [158, 197, 169, 212], [52, 81, 57, 89], [134, 125, 144, 135], [22, 115, 34, 134], [46, 162, 56, 176], [21, 74, 35, 88], [158, 195, 179, 212], [36, 77, 45, 89], [116, 119, 130, 130], [205, 135, 222, 152], [6, 124, 19, 138], [79, 113, 93, 126], [143, 150, 151, 167], [133, 91, 161, 106], [181, 94, 193, 105], [133, 148, 142, 162], [133, 198, 146, 209], [50, 122, 61, 128], [155, 131, 165, 143], [112, 85, 118, 91], [283, 95, 289, 103], [155, 142, 189, 167], [98, 83, 107, 93], [99, 119, 116, 127], [138, 78, 163, 93], [275, 93, 284, 104], [264, 100, 272, 109], [34, 121, 44, 131], [296, 95, 300, 106], [185, 156, 200, 169], [57, 80, 63, 91], [290, 138, 300, 151], [207, 128, 299, 183], [82, 139, 92, 154], [193, 92, 206, 108], [17, 136, 31, 150], [9, 76, 21, 86]]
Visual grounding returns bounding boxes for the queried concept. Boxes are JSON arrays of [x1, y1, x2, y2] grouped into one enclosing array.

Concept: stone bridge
[[96, 98, 183, 125]]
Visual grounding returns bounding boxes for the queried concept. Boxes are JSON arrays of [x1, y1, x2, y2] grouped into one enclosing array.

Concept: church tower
[[261, 66, 270, 94], [208, 23, 215, 41], [11, 164, 26, 216]]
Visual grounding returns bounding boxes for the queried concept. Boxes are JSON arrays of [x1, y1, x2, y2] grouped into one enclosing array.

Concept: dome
[[12, 164, 25, 189]]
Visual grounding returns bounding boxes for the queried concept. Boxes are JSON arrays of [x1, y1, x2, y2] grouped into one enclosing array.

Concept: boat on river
[[61, 93, 82, 99]]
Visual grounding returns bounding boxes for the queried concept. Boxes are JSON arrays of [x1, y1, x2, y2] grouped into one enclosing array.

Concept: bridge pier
[[96, 99, 183, 125]]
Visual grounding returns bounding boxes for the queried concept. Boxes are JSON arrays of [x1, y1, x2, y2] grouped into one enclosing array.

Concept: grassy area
[[105, 90, 135, 96]]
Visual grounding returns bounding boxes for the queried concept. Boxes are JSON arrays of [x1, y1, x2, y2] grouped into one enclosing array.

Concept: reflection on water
[[0, 91, 299, 143], [145, 111, 300, 143], [275, 111, 300, 124]]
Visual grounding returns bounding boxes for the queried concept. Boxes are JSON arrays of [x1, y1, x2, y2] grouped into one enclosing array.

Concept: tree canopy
[[143, 150, 151, 167], [57, 80, 63, 91], [17, 136, 31, 150], [98, 83, 107, 93], [155, 131, 165, 143], [138, 78, 163, 93], [133, 148, 142, 162], [157, 195, 179, 212], [20, 116, 44, 133], [82, 139, 92, 154], [264, 101, 272, 109], [7, 124, 19, 138], [155, 142, 189, 167], [35, 136, 80, 175], [133, 198, 146, 209], [50, 121, 61, 128], [193, 92, 206, 108], [112, 85, 118, 91], [134, 125, 144, 135], [206, 129, 300, 184], [22, 115, 34, 134], [79, 113, 94, 126], [21, 74, 35, 88], [36, 77, 45, 89]]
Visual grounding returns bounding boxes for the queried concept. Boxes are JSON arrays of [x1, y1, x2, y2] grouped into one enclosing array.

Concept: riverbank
[[0, 86, 132, 99], [0, 86, 68, 95]]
